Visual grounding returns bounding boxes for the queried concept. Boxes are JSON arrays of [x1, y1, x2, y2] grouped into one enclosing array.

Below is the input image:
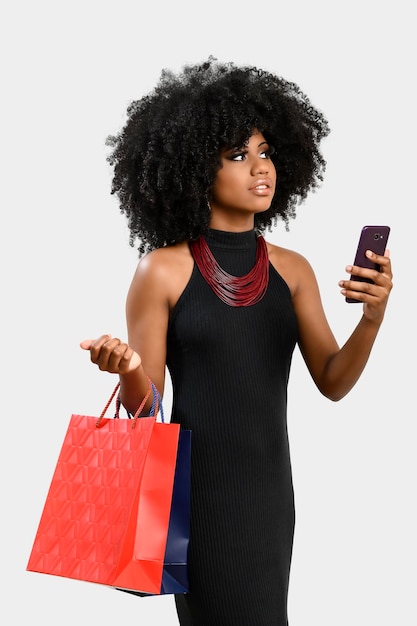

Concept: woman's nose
[[251, 157, 268, 175]]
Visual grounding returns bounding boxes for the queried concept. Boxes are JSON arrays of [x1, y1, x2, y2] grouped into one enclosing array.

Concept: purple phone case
[[346, 225, 390, 303]]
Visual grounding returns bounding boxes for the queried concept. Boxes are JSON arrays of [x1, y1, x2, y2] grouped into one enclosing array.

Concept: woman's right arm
[[80, 248, 171, 415]]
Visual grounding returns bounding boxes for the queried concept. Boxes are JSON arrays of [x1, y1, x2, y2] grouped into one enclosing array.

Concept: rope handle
[[149, 382, 165, 423], [96, 376, 160, 429]]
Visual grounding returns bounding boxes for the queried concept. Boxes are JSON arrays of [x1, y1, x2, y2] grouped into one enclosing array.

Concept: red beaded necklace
[[189, 234, 269, 307]]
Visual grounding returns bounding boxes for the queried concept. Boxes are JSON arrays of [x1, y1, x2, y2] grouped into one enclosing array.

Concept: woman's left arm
[[290, 250, 393, 401]]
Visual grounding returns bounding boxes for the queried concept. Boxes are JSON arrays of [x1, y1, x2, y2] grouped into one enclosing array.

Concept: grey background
[[1, 0, 415, 624]]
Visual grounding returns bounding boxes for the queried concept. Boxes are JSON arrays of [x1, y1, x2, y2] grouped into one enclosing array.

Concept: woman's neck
[[208, 212, 255, 233]]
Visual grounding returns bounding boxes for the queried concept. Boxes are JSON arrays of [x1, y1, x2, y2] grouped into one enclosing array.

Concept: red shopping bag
[[27, 380, 189, 595]]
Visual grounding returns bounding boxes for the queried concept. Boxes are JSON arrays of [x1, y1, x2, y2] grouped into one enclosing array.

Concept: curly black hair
[[106, 56, 330, 255]]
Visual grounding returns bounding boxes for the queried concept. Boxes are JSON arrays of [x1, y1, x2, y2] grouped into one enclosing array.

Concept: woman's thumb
[[80, 339, 94, 350]]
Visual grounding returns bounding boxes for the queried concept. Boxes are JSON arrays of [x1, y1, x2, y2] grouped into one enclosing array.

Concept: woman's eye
[[229, 152, 246, 161], [226, 145, 275, 161], [260, 145, 275, 159]]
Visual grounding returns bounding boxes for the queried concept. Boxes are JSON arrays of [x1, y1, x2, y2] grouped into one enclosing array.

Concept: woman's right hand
[[80, 334, 141, 374]]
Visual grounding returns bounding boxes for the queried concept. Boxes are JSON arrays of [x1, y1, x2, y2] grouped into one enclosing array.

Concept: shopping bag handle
[[133, 380, 164, 422], [96, 377, 164, 429], [116, 379, 164, 422]]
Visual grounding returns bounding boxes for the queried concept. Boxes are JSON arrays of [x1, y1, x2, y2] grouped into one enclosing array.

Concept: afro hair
[[106, 56, 330, 255]]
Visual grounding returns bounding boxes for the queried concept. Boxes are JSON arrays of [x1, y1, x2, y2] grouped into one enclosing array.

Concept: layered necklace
[[189, 233, 269, 307]]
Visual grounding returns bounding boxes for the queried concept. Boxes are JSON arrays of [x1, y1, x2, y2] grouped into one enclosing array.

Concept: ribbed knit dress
[[166, 229, 298, 626]]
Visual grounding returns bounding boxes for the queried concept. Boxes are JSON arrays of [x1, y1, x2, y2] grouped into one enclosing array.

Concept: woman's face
[[209, 130, 276, 227]]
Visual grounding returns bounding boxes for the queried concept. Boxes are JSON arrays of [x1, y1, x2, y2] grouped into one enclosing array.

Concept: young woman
[[81, 58, 393, 625]]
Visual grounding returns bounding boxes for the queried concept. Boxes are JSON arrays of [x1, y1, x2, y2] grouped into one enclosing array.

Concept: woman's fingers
[[339, 250, 393, 323], [80, 334, 141, 373], [80, 339, 94, 350]]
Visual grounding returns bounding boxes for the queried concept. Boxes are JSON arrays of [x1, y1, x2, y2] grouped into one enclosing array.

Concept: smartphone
[[346, 225, 390, 303]]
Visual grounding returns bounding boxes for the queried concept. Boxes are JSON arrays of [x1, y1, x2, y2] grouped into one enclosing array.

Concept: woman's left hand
[[339, 250, 393, 324]]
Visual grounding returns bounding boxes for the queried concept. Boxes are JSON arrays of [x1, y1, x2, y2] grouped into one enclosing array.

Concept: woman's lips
[[249, 178, 274, 195]]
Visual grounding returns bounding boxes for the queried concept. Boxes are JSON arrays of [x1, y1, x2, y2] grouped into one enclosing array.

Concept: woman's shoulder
[[130, 242, 193, 307], [265, 240, 317, 295], [136, 241, 192, 276], [266, 240, 313, 270]]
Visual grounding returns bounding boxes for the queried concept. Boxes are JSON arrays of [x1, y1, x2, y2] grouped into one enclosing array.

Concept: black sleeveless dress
[[166, 229, 298, 626]]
